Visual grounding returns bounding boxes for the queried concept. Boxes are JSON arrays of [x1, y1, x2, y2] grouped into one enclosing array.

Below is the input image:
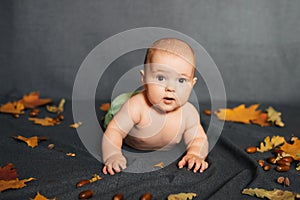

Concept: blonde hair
[[144, 38, 196, 67]]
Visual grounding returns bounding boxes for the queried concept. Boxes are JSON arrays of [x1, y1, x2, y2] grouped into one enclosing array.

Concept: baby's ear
[[140, 70, 145, 84], [192, 77, 197, 86]]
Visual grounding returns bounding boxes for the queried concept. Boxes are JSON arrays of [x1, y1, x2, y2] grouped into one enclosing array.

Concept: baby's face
[[143, 51, 196, 112]]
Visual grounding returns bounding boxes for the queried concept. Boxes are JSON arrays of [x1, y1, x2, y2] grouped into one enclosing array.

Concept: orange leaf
[[13, 135, 48, 148], [0, 177, 35, 192], [18, 92, 52, 108], [99, 103, 110, 111], [0, 163, 18, 181], [0, 101, 25, 115], [279, 138, 300, 161], [214, 104, 262, 124], [28, 117, 59, 126], [30, 192, 56, 200], [251, 113, 272, 127]]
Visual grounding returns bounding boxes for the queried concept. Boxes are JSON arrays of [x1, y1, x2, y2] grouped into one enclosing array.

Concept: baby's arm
[[178, 104, 208, 173], [102, 99, 139, 175]]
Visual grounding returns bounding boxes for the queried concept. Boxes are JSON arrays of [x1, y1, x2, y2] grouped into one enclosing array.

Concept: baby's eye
[[156, 75, 165, 81], [178, 78, 186, 83]]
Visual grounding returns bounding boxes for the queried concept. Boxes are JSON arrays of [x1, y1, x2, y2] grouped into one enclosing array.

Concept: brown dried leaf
[[251, 113, 272, 127], [242, 188, 300, 200], [0, 101, 25, 115], [257, 136, 286, 153], [279, 138, 300, 161], [99, 103, 110, 111], [13, 135, 48, 148], [0, 177, 35, 192], [28, 117, 59, 126], [30, 192, 56, 200], [168, 192, 197, 200], [19, 92, 52, 108], [0, 163, 18, 181], [214, 104, 262, 124]]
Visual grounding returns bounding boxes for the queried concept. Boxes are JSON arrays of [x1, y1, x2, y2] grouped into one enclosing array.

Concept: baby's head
[[141, 38, 197, 112]]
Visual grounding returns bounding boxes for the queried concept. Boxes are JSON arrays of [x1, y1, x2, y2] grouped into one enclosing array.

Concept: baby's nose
[[165, 81, 175, 92]]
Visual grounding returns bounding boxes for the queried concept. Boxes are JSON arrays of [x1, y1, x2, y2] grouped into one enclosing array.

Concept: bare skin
[[102, 39, 209, 175]]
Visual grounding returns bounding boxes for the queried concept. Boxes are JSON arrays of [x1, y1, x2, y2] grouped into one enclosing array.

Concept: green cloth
[[103, 91, 141, 129]]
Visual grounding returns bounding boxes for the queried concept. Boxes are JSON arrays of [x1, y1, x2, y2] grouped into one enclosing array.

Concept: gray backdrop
[[1, 0, 299, 104]]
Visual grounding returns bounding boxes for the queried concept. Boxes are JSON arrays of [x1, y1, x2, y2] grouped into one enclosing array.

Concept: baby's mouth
[[163, 97, 175, 104]]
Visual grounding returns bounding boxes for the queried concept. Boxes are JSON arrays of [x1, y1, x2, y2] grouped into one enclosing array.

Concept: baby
[[102, 38, 208, 175]]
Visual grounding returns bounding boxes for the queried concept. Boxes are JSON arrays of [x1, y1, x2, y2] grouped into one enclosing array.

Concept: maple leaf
[[0, 163, 18, 181], [0, 177, 35, 192], [168, 193, 197, 200], [242, 188, 300, 200], [29, 117, 60, 126], [279, 138, 300, 161], [257, 136, 286, 152], [0, 101, 25, 115], [13, 135, 48, 148], [99, 103, 110, 111], [266, 106, 285, 127], [214, 104, 262, 124], [30, 192, 56, 200], [18, 92, 52, 108]]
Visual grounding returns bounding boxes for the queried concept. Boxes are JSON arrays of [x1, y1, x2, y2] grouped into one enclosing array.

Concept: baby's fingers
[[187, 158, 196, 170], [178, 157, 187, 169], [102, 166, 108, 174], [199, 161, 208, 173], [193, 162, 201, 173]]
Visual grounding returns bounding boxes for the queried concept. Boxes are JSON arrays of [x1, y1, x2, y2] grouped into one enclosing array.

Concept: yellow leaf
[[13, 135, 48, 148], [0, 178, 35, 192], [30, 192, 56, 200], [242, 188, 300, 200], [29, 117, 59, 126], [279, 138, 300, 161], [0, 101, 25, 115], [257, 136, 286, 153], [99, 103, 110, 111], [46, 99, 65, 113], [214, 104, 262, 124], [266, 107, 285, 127], [168, 193, 197, 200]]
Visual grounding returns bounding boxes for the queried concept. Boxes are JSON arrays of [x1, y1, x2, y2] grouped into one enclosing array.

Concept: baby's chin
[[152, 103, 181, 113]]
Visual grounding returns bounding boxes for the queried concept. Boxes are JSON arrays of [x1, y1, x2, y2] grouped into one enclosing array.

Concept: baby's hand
[[102, 154, 127, 175], [178, 154, 208, 173]]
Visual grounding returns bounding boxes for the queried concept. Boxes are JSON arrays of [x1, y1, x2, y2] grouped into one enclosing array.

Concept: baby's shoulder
[[181, 102, 200, 122], [182, 102, 198, 114], [126, 92, 148, 113]]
